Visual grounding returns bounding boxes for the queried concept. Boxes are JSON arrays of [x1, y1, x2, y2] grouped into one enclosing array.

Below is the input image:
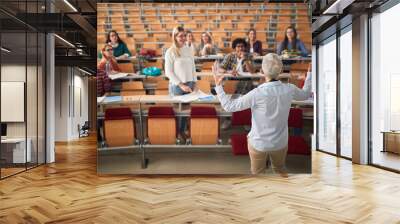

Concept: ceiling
[[311, 0, 389, 40], [0, 0, 97, 73]]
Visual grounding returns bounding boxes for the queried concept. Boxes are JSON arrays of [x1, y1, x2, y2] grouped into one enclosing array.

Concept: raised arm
[[215, 85, 256, 112], [290, 71, 312, 100]]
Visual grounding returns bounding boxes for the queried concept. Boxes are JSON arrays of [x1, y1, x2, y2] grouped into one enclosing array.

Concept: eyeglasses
[[105, 49, 113, 52]]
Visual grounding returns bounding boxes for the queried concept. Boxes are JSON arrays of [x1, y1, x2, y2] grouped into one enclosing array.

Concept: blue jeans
[[169, 81, 196, 134]]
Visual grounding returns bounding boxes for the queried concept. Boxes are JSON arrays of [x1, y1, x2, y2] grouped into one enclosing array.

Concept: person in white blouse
[[165, 26, 197, 96], [165, 26, 197, 139], [213, 53, 312, 176]]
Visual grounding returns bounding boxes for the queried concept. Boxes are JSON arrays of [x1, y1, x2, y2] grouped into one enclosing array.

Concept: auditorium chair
[[189, 106, 219, 145], [104, 107, 137, 147], [118, 63, 135, 73], [154, 80, 169, 95], [287, 108, 310, 155], [223, 80, 239, 94], [196, 80, 211, 94], [230, 109, 252, 155], [121, 81, 146, 95], [147, 106, 177, 144]]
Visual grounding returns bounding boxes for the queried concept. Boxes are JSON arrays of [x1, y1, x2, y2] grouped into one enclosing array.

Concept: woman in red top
[[97, 44, 121, 96]]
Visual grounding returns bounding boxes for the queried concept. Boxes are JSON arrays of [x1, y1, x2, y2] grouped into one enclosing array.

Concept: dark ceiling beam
[[11, 13, 82, 32], [86, 0, 97, 12], [0, 8, 38, 31], [97, 0, 307, 2], [66, 13, 96, 45], [55, 55, 96, 70]]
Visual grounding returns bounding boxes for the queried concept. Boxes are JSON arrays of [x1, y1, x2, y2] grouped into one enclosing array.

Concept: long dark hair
[[106, 30, 126, 45], [282, 26, 297, 51]]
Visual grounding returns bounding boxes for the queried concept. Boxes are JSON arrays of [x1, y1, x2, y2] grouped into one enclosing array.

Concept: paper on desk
[[103, 96, 122, 103], [173, 92, 198, 103], [97, 96, 106, 103], [108, 72, 130, 80], [173, 90, 215, 103]]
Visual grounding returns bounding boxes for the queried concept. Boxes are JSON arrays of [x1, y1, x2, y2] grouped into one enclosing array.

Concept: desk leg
[[139, 102, 148, 168], [382, 133, 386, 153]]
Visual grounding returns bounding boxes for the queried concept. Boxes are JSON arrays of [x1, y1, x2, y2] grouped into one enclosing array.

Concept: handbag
[[142, 67, 161, 76]]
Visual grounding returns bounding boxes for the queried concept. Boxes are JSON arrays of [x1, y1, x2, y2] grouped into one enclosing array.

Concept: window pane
[[317, 37, 337, 154], [371, 3, 400, 171], [339, 29, 352, 158]]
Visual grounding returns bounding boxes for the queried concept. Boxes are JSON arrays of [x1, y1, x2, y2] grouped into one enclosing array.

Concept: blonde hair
[[200, 31, 213, 46], [262, 53, 283, 80], [171, 26, 185, 57]]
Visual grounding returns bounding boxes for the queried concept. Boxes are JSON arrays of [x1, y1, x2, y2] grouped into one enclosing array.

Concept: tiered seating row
[[97, 3, 311, 55]]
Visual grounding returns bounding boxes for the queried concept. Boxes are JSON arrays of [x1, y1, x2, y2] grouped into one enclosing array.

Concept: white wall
[[54, 67, 89, 141], [1, 63, 46, 164], [55, 66, 69, 141], [1, 65, 30, 137]]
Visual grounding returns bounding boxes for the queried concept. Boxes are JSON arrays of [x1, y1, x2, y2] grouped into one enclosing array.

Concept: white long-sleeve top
[[164, 46, 197, 85], [215, 73, 312, 152], [185, 42, 198, 56]]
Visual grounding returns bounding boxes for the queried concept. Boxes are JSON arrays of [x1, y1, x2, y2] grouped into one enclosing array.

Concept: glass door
[[317, 35, 337, 154], [339, 27, 352, 158]]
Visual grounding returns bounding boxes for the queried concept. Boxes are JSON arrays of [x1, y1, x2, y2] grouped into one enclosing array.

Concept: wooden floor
[[0, 136, 400, 223]]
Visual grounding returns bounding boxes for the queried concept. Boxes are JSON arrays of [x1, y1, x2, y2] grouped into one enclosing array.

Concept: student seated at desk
[[246, 28, 263, 56], [276, 26, 309, 57], [165, 26, 197, 140], [197, 32, 220, 57], [213, 53, 312, 176], [99, 30, 132, 60], [97, 44, 121, 97], [185, 30, 198, 56], [219, 38, 255, 94]]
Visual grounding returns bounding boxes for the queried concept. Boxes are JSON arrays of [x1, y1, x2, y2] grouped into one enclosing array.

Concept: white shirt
[[164, 46, 197, 85], [185, 42, 197, 56], [215, 73, 312, 152], [236, 58, 244, 72]]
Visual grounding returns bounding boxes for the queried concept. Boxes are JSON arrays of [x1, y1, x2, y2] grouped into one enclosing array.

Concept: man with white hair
[[213, 53, 312, 176]]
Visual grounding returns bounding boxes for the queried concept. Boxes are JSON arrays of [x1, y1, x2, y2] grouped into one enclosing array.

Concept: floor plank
[[0, 135, 399, 223]]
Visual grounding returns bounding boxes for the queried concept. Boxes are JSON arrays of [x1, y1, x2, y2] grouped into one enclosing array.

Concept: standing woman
[[164, 26, 197, 139], [197, 31, 220, 56], [104, 30, 132, 60], [276, 26, 309, 57], [246, 28, 263, 56], [185, 30, 198, 56]]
